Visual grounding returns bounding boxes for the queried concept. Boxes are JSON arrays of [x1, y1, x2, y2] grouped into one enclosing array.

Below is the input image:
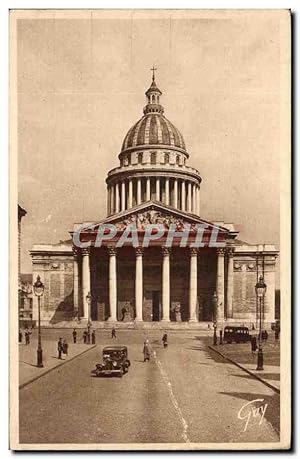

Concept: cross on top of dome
[[144, 66, 163, 114], [150, 65, 157, 81]]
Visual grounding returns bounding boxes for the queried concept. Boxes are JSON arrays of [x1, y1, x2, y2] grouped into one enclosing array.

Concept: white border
[[1, 1, 297, 457]]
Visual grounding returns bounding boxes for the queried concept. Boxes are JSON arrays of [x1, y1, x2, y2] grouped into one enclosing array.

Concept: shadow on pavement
[[219, 390, 280, 435], [258, 373, 280, 381], [20, 361, 38, 368]]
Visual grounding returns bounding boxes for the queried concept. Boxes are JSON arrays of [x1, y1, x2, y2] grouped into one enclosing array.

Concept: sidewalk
[[208, 337, 280, 393], [19, 338, 96, 388]]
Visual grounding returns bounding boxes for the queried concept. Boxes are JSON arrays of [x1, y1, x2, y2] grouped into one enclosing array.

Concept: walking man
[[112, 327, 117, 339], [25, 327, 30, 345], [57, 338, 64, 359], [251, 335, 257, 354], [63, 339, 69, 356], [143, 339, 150, 362], [83, 330, 87, 344], [92, 329, 96, 344], [72, 328, 77, 344], [162, 333, 168, 348]]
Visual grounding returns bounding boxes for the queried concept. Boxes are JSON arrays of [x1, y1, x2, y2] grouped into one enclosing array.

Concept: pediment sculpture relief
[[114, 210, 198, 231]]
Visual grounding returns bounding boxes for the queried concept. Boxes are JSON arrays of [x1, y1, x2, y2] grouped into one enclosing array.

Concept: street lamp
[[212, 292, 218, 345], [255, 275, 267, 371], [33, 275, 44, 368]]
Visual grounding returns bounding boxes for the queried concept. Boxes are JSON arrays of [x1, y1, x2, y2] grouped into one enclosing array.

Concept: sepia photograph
[[10, 9, 291, 450]]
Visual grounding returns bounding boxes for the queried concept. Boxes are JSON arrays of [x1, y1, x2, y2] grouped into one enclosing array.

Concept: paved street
[[19, 330, 280, 445]]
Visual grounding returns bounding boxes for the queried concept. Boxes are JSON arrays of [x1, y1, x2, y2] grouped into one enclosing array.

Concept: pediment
[[76, 201, 230, 234]]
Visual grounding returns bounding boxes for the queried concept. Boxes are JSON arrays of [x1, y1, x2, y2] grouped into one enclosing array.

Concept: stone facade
[[31, 237, 277, 327], [31, 244, 74, 325]]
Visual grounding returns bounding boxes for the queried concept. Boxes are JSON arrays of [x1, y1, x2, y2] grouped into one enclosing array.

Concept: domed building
[[30, 74, 278, 328], [106, 74, 201, 216]]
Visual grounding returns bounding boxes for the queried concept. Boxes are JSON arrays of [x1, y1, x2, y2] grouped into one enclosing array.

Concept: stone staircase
[[42, 321, 214, 330]]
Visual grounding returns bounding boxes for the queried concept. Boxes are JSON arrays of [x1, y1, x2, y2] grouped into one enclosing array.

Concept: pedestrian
[[25, 327, 30, 345], [92, 329, 96, 344], [57, 338, 64, 359], [162, 333, 168, 348], [87, 328, 91, 344], [63, 339, 68, 356], [250, 335, 257, 354], [261, 330, 268, 342], [264, 330, 268, 341], [219, 330, 223, 345], [112, 327, 116, 339], [19, 330, 23, 343], [72, 328, 77, 344], [83, 330, 87, 344], [143, 339, 150, 362], [87, 321, 91, 335]]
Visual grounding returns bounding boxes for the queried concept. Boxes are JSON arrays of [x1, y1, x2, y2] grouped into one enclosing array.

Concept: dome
[[121, 113, 186, 152], [121, 73, 186, 153]]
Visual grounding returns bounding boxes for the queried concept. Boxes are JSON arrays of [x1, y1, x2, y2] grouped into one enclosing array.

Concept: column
[[189, 248, 198, 322], [108, 247, 117, 321], [156, 177, 160, 201], [165, 178, 170, 205], [181, 181, 186, 211], [161, 247, 170, 321], [121, 181, 126, 211], [216, 248, 225, 323], [146, 178, 151, 201], [107, 186, 110, 216], [135, 248, 143, 321], [110, 185, 115, 214], [197, 186, 201, 215], [137, 178, 142, 205], [192, 184, 196, 213], [115, 183, 120, 213], [187, 182, 192, 213], [73, 248, 79, 317], [128, 179, 133, 209], [226, 248, 234, 319], [81, 247, 91, 320], [173, 179, 178, 209]]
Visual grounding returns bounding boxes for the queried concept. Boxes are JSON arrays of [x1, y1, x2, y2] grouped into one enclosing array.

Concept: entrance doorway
[[152, 291, 160, 321]]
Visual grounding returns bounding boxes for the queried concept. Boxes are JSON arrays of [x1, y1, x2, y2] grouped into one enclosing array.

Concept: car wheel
[[117, 371, 123, 378]]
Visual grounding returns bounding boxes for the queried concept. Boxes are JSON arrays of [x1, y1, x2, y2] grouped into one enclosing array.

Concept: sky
[[16, 10, 284, 273]]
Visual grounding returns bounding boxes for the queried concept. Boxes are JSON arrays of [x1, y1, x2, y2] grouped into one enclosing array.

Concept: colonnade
[[73, 246, 235, 323], [107, 177, 200, 215]]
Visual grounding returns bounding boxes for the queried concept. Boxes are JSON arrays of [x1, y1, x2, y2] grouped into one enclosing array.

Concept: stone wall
[[31, 246, 74, 324], [232, 252, 277, 325]]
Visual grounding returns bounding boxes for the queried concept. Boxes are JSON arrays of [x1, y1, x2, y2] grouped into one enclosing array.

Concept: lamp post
[[212, 291, 218, 345], [255, 275, 267, 371], [86, 292, 92, 344], [33, 275, 44, 368]]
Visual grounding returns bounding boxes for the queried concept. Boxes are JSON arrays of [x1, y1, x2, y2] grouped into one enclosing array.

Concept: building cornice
[[106, 165, 202, 185]]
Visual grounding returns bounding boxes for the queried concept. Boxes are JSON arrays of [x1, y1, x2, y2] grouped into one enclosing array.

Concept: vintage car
[[223, 326, 251, 344], [91, 345, 130, 377]]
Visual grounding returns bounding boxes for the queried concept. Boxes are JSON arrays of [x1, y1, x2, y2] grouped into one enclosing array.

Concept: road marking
[[151, 346, 190, 443]]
